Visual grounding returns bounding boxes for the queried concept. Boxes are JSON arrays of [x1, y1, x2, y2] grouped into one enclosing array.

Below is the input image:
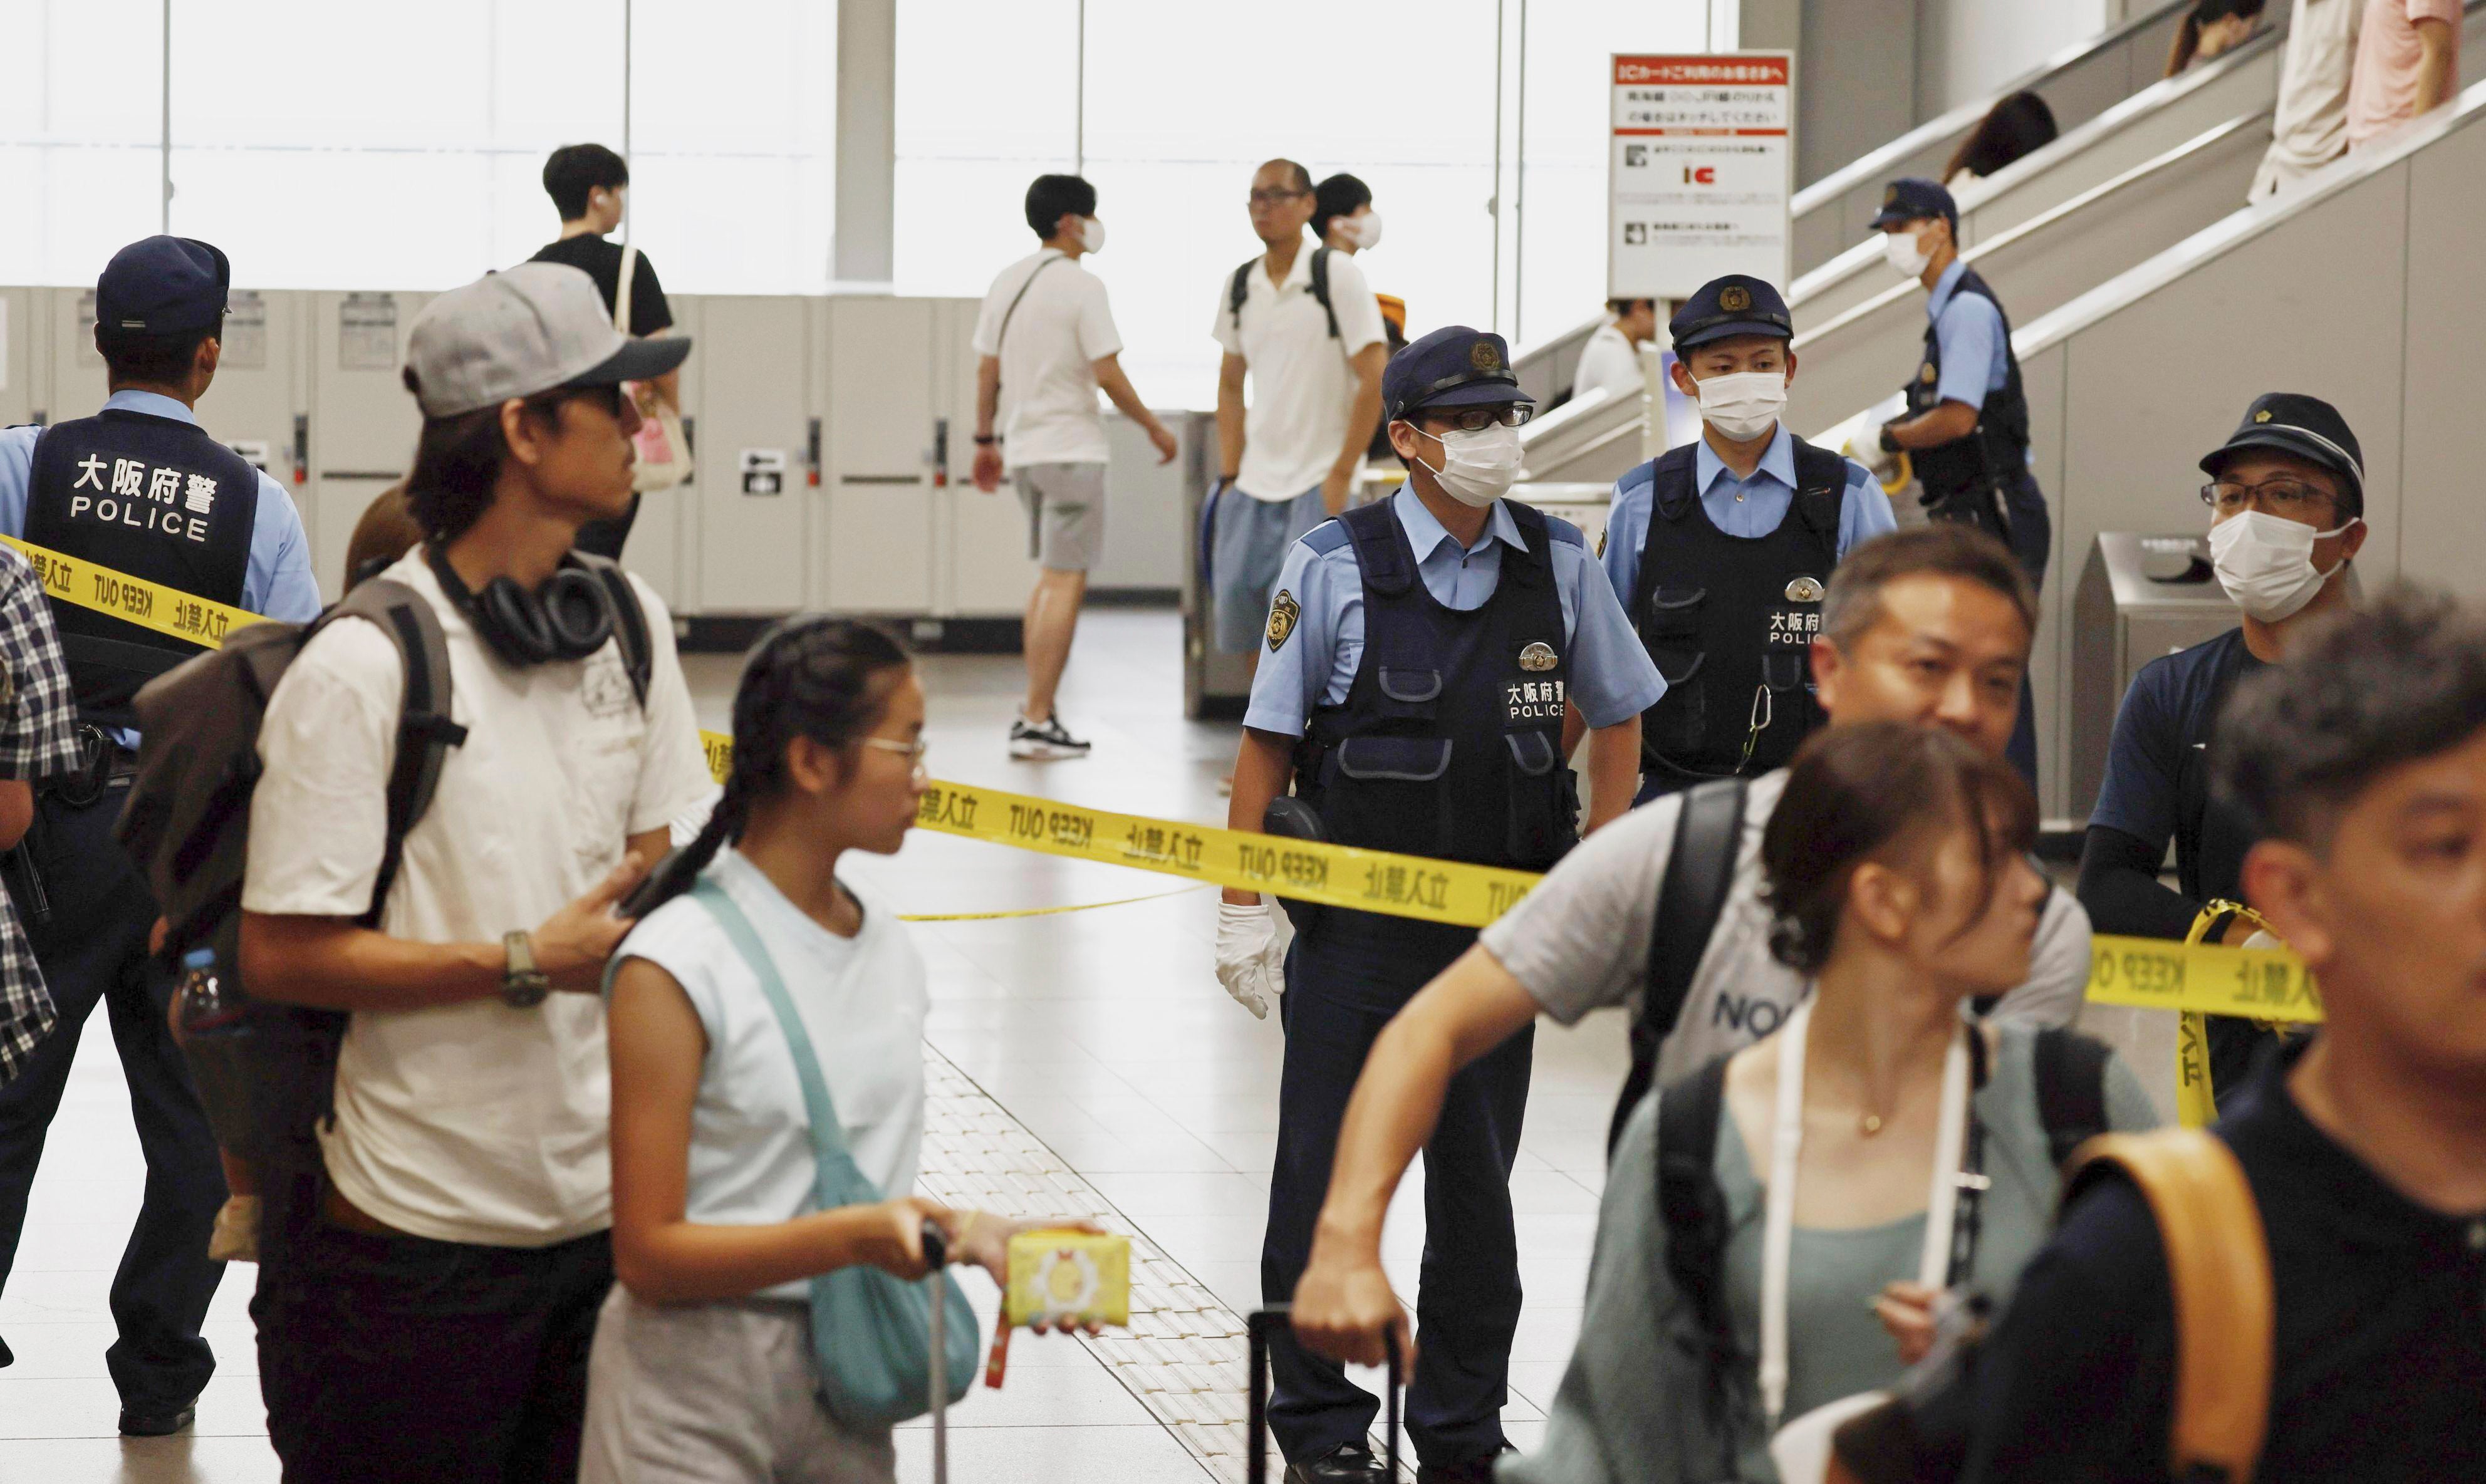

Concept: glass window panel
[[892, 0, 1078, 298]]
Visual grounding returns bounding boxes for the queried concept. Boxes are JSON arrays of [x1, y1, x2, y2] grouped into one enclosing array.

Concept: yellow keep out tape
[[0, 530, 2336, 1001]]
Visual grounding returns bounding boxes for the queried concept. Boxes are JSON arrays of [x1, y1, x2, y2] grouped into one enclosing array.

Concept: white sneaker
[[1010, 713, 1091, 759]]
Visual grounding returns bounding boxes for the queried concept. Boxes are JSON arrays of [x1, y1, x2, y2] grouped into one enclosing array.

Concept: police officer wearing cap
[[1605, 274, 1894, 804], [1218, 327, 1658, 1484], [1871, 176, 2049, 781], [0, 236, 319, 1435], [2078, 392, 2366, 1111]]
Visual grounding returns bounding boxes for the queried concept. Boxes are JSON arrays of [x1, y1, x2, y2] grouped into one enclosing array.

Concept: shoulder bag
[[615, 243, 694, 496]]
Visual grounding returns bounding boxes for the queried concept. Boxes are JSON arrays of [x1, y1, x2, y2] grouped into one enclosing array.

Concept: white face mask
[[1333, 210, 1383, 251], [2207, 509, 2359, 622], [1695, 370, 1787, 443], [1883, 229, 1932, 278], [1416, 422, 1524, 507], [1076, 216, 1106, 254]]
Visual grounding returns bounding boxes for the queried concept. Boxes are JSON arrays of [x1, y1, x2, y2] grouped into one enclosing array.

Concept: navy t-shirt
[[1960, 1041, 2486, 1482], [2088, 626, 2262, 864]]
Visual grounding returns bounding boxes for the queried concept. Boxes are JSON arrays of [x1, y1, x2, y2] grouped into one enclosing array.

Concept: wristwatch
[[1878, 423, 1903, 454], [972, 433, 997, 446], [501, 930, 551, 1009]]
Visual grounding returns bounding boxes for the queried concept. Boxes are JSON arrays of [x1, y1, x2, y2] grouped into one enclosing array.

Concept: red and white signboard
[[1608, 52, 1794, 301]]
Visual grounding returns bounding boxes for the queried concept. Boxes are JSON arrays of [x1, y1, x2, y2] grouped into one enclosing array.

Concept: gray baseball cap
[[402, 261, 690, 418]]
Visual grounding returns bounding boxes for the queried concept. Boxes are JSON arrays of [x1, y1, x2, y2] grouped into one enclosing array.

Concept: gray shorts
[[1210, 484, 1329, 653], [580, 1287, 897, 1484], [1014, 461, 1107, 571]]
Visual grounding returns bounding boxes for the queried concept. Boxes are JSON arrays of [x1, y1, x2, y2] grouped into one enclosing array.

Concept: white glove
[[2240, 928, 2281, 952], [1215, 901, 1284, 1020]]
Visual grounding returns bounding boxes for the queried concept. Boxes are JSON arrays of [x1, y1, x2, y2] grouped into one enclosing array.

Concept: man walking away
[[530, 143, 684, 561], [970, 173, 1178, 759]]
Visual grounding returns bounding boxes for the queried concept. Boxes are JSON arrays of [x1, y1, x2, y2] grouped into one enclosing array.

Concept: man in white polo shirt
[[1209, 158, 1388, 660], [237, 262, 710, 1483], [972, 172, 1180, 760]]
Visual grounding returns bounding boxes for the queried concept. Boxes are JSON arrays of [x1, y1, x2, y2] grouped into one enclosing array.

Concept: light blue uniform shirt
[[0, 390, 323, 623], [1601, 424, 1895, 608], [1244, 489, 1664, 738], [1927, 259, 2010, 411]]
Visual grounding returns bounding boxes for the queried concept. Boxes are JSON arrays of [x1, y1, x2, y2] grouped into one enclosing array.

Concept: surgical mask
[[1883, 230, 1932, 278], [2207, 509, 2359, 622], [1417, 422, 1524, 507], [1695, 370, 1787, 443], [1334, 210, 1383, 251], [1077, 217, 1106, 254]]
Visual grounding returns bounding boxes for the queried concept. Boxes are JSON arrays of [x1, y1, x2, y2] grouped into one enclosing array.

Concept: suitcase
[[924, 1220, 955, 1484], [1247, 1305, 1402, 1482]]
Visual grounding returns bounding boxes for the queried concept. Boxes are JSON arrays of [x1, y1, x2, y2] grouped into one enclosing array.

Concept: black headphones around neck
[[426, 543, 616, 670]]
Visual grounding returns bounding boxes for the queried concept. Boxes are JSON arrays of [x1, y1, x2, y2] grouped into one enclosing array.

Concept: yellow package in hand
[[1004, 1230, 1130, 1329]]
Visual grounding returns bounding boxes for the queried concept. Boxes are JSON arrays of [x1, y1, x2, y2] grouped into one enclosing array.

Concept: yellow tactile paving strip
[[916, 1050, 1407, 1483]]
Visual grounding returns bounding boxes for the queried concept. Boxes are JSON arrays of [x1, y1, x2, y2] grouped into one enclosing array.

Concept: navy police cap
[[1384, 325, 1531, 423], [95, 236, 230, 340], [1670, 274, 1793, 351], [1870, 177, 1958, 231], [2200, 392, 2365, 510]]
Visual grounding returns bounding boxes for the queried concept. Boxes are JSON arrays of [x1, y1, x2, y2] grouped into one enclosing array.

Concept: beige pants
[[580, 1287, 897, 1484]]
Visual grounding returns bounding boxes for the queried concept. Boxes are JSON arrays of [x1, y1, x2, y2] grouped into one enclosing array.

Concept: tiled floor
[[1, 608, 2179, 1482]]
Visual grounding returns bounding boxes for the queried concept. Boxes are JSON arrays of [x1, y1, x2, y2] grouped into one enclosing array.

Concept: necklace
[[1859, 1112, 1886, 1136]]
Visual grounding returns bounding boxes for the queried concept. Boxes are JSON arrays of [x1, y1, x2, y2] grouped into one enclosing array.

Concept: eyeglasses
[[1247, 189, 1310, 207], [859, 736, 928, 778], [2199, 479, 2334, 519], [1413, 405, 1535, 433]]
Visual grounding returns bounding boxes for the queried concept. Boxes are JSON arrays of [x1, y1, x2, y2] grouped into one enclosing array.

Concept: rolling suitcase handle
[[925, 1219, 952, 1484], [1247, 1305, 1400, 1482]]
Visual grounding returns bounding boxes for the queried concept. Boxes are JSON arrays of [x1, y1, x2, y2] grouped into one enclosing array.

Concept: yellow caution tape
[[897, 886, 1209, 923], [1, 532, 266, 651], [0, 530, 2339, 1008]]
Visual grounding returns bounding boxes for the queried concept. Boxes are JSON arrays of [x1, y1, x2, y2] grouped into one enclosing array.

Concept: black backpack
[[1226, 249, 1406, 464], [113, 558, 651, 1208], [1606, 777, 1749, 1154]]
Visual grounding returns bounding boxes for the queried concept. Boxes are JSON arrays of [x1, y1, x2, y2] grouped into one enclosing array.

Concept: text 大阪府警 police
[[66, 454, 219, 543]]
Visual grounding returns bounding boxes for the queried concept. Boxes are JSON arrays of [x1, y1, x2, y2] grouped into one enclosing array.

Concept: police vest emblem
[[1784, 576, 1825, 603], [1470, 340, 1500, 371], [1918, 363, 1937, 385], [1719, 285, 1750, 312], [1266, 588, 1300, 653], [1517, 641, 1558, 672]]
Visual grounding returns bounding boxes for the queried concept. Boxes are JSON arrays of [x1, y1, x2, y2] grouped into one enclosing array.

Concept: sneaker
[[1009, 713, 1091, 760]]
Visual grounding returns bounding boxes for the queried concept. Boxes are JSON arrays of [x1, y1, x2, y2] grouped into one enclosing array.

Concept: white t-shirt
[[615, 851, 928, 1301], [1572, 323, 1646, 405], [242, 549, 713, 1247], [972, 248, 1123, 469], [1210, 244, 1386, 502], [1476, 769, 2092, 1091], [2259, 0, 2364, 189]]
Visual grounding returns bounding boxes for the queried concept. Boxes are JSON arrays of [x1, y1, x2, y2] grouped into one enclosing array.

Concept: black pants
[[255, 1218, 613, 1484], [1262, 916, 1535, 1468], [0, 781, 226, 1411], [1928, 468, 2050, 786]]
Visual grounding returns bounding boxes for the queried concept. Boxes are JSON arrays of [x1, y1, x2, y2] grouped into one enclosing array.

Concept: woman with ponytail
[[583, 617, 1060, 1483]]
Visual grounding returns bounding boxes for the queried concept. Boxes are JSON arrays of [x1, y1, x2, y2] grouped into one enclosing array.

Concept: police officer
[[1871, 177, 2049, 781], [2078, 392, 2366, 1111], [1216, 327, 1660, 1484], [0, 236, 320, 1435], [1604, 274, 1895, 804]]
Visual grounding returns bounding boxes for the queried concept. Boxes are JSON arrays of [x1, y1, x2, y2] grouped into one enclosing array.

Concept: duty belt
[[44, 724, 135, 809]]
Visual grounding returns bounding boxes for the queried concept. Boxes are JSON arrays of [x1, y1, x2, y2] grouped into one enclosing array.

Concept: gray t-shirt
[[1476, 771, 2093, 1091]]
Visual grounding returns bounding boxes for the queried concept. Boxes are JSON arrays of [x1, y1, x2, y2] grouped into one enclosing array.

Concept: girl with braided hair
[[583, 616, 1059, 1483]]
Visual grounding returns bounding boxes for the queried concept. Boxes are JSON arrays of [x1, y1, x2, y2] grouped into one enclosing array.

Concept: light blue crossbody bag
[[689, 878, 978, 1428]]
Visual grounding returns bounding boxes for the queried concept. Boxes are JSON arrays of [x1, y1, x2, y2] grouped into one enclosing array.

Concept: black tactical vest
[[1628, 438, 1844, 787], [26, 408, 260, 727], [1295, 497, 1579, 878], [1905, 266, 2032, 521]]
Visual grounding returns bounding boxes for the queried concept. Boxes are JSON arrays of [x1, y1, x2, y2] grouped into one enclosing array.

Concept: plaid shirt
[[0, 549, 83, 1083]]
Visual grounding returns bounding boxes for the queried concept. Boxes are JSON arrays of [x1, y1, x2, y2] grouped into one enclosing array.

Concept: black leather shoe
[[1287, 1442, 1391, 1483], [0, 1334, 12, 1367], [118, 1404, 196, 1437]]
